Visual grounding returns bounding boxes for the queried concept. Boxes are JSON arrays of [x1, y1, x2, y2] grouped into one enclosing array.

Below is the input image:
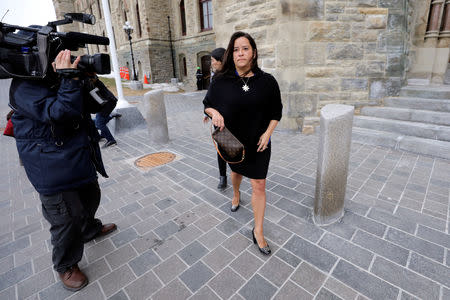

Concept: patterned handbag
[[211, 124, 245, 164]]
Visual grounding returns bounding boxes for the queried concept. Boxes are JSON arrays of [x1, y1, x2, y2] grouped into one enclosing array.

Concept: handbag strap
[[210, 123, 245, 164]]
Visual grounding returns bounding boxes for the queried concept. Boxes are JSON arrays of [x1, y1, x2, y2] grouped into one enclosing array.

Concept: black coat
[[10, 77, 108, 195]]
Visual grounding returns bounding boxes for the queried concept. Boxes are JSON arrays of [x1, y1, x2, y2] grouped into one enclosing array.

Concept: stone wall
[[214, 0, 409, 130]]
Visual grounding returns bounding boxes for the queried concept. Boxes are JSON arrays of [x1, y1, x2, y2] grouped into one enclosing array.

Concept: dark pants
[[95, 113, 115, 142], [218, 153, 226, 176], [196, 79, 203, 90], [39, 181, 102, 273]]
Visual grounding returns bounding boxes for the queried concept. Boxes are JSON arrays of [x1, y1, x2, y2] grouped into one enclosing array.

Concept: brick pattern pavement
[[0, 91, 449, 299]]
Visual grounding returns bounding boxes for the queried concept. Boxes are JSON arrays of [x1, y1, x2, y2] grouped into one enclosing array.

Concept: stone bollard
[[144, 89, 169, 144], [313, 104, 354, 226]]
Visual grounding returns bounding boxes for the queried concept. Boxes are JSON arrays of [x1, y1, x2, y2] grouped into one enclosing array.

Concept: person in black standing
[[196, 67, 203, 90], [209, 47, 227, 190], [203, 32, 282, 255]]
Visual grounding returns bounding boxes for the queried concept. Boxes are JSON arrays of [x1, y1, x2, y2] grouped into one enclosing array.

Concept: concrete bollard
[[144, 89, 169, 144], [313, 104, 354, 226]]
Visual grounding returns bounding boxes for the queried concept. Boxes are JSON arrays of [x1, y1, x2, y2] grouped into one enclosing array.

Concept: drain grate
[[134, 152, 176, 170]]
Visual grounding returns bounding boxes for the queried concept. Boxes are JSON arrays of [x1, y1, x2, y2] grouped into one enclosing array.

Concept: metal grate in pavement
[[134, 152, 176, 169]]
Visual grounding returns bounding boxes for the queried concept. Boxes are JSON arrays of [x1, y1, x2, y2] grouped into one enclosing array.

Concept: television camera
[[0, 12, 111, 79]]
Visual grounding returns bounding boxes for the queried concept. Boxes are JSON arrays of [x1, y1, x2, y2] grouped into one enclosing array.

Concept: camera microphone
[[60, 32, 109, 45]]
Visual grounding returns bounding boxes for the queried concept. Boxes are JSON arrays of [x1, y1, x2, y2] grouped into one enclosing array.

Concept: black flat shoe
[[231, 192, 240, 212], [217, 176, 227, 190], [252, 228, 271, 255]]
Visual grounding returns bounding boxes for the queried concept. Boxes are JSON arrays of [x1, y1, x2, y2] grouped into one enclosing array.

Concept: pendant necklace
[[240, 76, 250, 92]]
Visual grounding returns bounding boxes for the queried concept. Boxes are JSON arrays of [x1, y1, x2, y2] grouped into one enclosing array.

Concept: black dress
[[203, 68, 282, 179]]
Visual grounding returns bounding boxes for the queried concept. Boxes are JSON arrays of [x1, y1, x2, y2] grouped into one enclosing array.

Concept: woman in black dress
[[203, 32, 282, 255]]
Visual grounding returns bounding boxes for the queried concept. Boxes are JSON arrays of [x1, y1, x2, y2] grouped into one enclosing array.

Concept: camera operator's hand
[[54, 50, 80, 70]]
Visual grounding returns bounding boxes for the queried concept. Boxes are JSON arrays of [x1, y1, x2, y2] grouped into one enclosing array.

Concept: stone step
[[353, 116, 450, 141], [400, 85, 450, 99], [352, 127, 450, 161], [360, 106, 450, 126], [384, 97, 450, 112]]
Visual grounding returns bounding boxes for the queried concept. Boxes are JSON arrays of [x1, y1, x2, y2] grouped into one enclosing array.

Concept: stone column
[[144, 90, 169, 144], [313, 104, 354, 226]]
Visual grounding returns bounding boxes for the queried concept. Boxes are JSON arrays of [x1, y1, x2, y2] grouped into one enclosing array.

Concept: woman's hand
[[212, 111, 225, 130], [257, 131, 271, 152]]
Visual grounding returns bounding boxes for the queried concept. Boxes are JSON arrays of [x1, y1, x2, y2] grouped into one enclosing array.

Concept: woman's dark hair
[[210, 47, 226, 62], [218, 31, 258, 77]]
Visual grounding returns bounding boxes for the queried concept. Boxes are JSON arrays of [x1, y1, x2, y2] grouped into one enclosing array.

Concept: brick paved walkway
[[0, 90, 449, 300]]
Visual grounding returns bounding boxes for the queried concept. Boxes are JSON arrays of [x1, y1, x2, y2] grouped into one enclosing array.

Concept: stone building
[[52, 0, 450, 131]]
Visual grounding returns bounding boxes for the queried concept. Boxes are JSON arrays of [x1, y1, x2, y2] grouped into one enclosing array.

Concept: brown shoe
[[59, 265, 88, 291], [97, 223, 117, 238]]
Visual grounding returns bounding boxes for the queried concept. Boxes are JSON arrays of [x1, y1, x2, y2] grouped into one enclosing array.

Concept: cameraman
[[10, 49, 116, 292]]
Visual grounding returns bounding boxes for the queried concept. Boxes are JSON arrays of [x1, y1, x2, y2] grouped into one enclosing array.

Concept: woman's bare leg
[[250, 178, 267, 247], [231, 171, 243, 206]]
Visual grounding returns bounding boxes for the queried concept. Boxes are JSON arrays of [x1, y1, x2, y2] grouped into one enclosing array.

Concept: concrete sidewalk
[[0, 92, 449, 300]]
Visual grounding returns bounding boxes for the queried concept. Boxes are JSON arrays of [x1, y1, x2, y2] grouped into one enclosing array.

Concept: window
[[426, 0, 450, 38], [180, 0, 187, 36], [183, 57, 187, 76], [199, 0, 212, 31], [103, 31, 107, 51], [97, 0, 102, 18], [136, 2, 142, 37]]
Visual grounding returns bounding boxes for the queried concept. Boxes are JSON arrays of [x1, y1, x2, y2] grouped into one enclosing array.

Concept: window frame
[[199, 0, 213, 31]]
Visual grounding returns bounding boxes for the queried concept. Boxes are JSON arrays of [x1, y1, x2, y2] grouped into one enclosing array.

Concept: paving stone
[[129, 249, 161, 276], [319, 233, 373, 269], [39, 281, 73, 300], [416, 225, 450, 248], [0, 236, 30, 260], [111, 227, 139, 248], [230, 250, 263, 279], [316, 288, 344, 300], [108, 290, 128, 300], [274, 198, 310, 219], [86, 239, 115, 263], [386, 228, 445, 263], [408, 252, 450, 288], [152, 278, 192, 300], [131, 231, 161, 254], [179, 261, 215, 293], [0, 256, 14, 275], [264, 204, 287, 223], [290, 262, 327, 294], [258, 256, 294, 287], [0, 232, 12, 247], [208, 267, 245, 299], [140, 185, 160, 196], [322, 221, 357, 240], [202, 246, 235, 273], [221, 232, 251, 256], [174, 224, 203, 245], [0, 287, 15, 300], [193, 215, 221, 232], [394, 207, 446, 232], [155, 197, 177, 210], [269, 174, 298, 189], [196, 228, 227, 250], [190, 286, 221, 300], [216, 217, 242, 236], [153, 255, 188, 284], [218, 203, 254, 225], [275, 248, 302, 268], [352, 230, 409, 266], [106, 244, 137, 270], [82, 257, 111, 282], [0, 262, 32, 291], [368, 208, 416, 234], [17, 267, 54, 299], [333, 260, 399, 300], [154, 220, 180, 240], [342, 211, 386, 237], [284, 235, 338, 273], [371, 256, 440, 299], [278, 214, 324, 242], [13, 221, 42, 239], [99, 265, 136, 297], [119, 202, 143, 216], [273, 280, 312, 300], [442, 288, 450, 300], [239, 274, 277, 300], [69, 282, 104, 300], [124, 270, 163, 300], [324, 277, 358, 300], [152, 236, 184, 260]]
